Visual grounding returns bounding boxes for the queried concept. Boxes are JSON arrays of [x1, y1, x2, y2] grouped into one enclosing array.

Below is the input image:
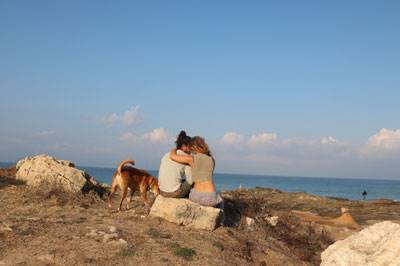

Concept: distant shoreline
[[2, 161, 400, 200]]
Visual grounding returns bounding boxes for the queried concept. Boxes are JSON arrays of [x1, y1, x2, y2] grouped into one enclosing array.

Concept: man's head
[[175, 130, 192, 153]]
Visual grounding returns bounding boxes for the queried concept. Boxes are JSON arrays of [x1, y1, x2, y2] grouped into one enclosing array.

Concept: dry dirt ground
[[1, 169, 400, 266]]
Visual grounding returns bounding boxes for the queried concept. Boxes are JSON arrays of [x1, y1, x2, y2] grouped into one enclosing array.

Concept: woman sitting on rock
[[170, 136, 223, 208]]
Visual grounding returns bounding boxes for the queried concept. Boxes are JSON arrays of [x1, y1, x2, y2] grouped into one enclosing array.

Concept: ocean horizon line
[[1, 161, 399, 182]]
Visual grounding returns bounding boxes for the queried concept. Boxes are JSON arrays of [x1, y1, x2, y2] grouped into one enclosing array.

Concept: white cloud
[[321, 136, 338, 145], [214, 131, 362, 177], [213, 128, 400, 178], [120, 128, 172, 144], [102, 106, 140, 127], [220, 132, 244, 144], [248, 132, 277, 145], [142, 128, 171, 143], [367, 128, 400, 149], [120, 132, 140, 143]]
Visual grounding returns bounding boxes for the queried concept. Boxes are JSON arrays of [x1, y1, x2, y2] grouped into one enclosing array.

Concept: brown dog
[[108, 159, 160, 211]]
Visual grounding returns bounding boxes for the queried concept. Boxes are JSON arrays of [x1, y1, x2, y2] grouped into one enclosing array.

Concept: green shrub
[[170, 243, 196, 260], [118, 247, 136, 257], [147, 228, 172, 239]]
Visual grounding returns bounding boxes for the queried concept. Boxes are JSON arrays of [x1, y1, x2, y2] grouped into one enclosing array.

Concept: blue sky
[[1, 1, 400, 179]]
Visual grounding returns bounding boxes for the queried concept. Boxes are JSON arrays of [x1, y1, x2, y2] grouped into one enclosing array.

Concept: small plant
[[75, 217, 87, 223], [118, 247, 136, 257], [212, 240, 224, 251], [18, 229, 32, 236], [83, 257, 96, 263], [147, 228, 172, 239], [170, 243, 196, 260]]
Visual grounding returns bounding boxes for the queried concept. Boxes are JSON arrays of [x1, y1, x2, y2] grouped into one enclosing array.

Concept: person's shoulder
[[161, 152, 170, 160], [177, 150, 187, 155], [194, 153, 212, 161], [197, 153, 210, 158]]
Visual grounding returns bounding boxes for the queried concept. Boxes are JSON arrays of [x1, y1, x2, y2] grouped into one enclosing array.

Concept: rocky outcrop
[[149, 195, 223, 231], [293, 207, 360, 229], [321, 221, 400, 266], [0, 167, 17, 178], [15, 154, 105, 194]]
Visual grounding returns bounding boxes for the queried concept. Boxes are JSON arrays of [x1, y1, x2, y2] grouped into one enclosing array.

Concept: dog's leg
[[108, 180, 118, 209], [126, 188, 132, 210], [118, 180, 129, 212], [139, 185, 150, 206]]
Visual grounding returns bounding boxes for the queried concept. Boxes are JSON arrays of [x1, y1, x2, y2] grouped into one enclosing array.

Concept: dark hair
[[175, 130, 191, 149]]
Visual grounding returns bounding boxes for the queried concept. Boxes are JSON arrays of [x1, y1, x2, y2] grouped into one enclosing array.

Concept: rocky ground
[[1, 167, 400, 266]]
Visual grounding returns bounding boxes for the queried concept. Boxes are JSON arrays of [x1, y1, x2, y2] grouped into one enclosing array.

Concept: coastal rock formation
[[0, 167, 17, 178], [15, 154, 103, 194], [292, 207, 360, 229], [321, 221, 400, 266], [149, 195, 223, 231]]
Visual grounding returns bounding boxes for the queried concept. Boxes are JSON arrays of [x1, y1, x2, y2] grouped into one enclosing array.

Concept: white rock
[[26, 217, 41, 222], [265, 216, 279, 227], [321, 221, 400, 266], [102, 233, 119, 243], [0, 222, 13, 232], [86, 229, 98, 237], [149, 195, 223, 231], [36, 254, 54, 263], [109, 226, 117, 233], [246, 217, 255, 227], [116, 238, 128, 246], [15, 154, 99, 193]]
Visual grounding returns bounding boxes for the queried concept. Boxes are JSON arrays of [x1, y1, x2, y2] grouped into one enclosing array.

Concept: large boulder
[[321, 221, 400, 266], [16, 154, 104, 194], [149, 195, 223, 231]]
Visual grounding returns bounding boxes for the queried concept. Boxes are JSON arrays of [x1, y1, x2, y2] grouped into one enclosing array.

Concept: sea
[[2, 162, 399, 201]]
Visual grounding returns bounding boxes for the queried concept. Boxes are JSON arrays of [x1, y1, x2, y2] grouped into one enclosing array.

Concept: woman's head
[[190, 136, 211, 156], [175, 130, 192, 152]]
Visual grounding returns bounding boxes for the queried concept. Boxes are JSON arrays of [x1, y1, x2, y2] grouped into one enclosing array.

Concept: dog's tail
[[117, 159, 135, 175]]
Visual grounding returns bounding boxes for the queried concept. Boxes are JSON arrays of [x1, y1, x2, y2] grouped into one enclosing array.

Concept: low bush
[[170, 243, 196, 260]]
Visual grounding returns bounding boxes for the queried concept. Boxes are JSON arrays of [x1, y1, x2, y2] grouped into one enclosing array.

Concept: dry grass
[[3, 177, 399, 265], [117, 247, 136, 257], [147, 228, 172, 239], [22, 180, 104, 207], [223, 189, 335, 264]]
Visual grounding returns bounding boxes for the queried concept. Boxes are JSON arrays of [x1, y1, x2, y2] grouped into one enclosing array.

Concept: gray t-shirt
[[158, 150, 192, 193]]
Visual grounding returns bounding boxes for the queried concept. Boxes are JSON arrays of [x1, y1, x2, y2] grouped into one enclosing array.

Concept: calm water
[[79, 166, 400, 201], [2, 162, 399, 200]]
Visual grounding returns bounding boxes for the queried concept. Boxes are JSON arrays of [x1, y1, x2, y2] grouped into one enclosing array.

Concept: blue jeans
[[189, 189, 223, 208]]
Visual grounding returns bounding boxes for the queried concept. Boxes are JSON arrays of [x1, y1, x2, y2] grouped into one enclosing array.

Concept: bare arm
[[170, 148, 193, 165]]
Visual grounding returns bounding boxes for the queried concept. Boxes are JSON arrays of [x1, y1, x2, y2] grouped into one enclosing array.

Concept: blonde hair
[[190, 136, 212, 156]]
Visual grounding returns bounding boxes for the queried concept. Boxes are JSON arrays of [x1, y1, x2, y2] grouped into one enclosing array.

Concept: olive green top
[[192, 153, 215, 183]]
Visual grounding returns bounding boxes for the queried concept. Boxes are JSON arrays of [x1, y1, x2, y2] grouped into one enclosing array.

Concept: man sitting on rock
[[158, 131, 193, 198]]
